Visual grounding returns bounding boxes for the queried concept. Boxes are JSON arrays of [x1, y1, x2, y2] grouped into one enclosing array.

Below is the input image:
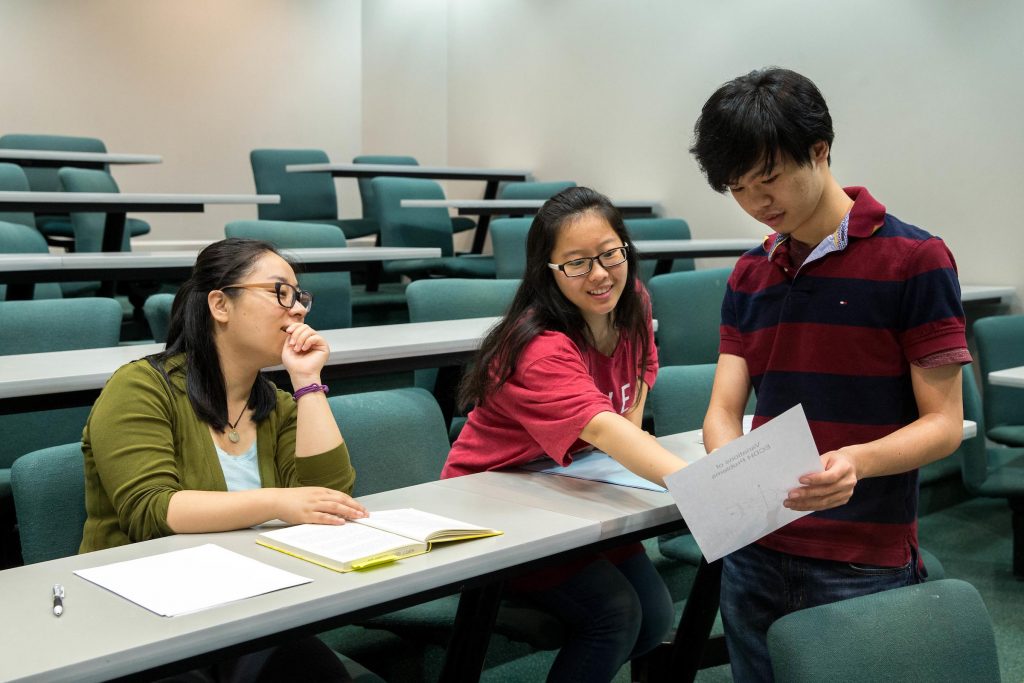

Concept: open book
[[255, 508, 502, 572]]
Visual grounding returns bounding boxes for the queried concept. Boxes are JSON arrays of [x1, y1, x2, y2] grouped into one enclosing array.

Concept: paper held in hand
[[256, 508, 502, 572], [664, 404, 823, 563]]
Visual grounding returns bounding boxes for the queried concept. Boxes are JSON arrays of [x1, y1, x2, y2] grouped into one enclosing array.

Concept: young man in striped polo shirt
[[689, 67, 970, 682]]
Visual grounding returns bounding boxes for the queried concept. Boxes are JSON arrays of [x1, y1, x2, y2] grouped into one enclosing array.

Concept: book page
[[355, 508, 497, 543], [664, 404, 823, 563], [258, 523, 418, 564], [74, 543, 311, 617]]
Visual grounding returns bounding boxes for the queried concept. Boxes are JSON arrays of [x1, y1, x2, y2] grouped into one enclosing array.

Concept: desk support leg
[[439, 582, 504, 683], [654, 558, 723, 683], [101, 212, 128, 253], [652, 258, 673, 276], [471, 180, 500, 254]]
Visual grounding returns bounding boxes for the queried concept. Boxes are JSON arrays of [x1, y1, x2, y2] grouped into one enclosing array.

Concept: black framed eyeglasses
[[548, 245, 629, 278], [221, 282, 314, 311]]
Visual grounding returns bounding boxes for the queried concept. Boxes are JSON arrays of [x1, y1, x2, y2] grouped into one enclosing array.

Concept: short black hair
[[690, 67, 834, 193]]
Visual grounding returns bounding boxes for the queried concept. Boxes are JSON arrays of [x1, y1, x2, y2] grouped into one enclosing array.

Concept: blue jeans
[[720, 543, 918, 683], [517, 551, 674, 683]]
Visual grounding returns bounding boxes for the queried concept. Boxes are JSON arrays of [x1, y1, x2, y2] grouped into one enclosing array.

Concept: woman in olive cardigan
[[82, 238, 365, 553]]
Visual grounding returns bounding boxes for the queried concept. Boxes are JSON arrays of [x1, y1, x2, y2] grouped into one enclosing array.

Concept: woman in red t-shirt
[[444, 187, 689, 682]]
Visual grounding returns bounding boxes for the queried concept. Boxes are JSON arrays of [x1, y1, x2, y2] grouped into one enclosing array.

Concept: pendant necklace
[[226, 403, 247, 443]]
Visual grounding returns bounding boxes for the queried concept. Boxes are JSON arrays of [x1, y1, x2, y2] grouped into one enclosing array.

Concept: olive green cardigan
[[80, 355, 355, 553]]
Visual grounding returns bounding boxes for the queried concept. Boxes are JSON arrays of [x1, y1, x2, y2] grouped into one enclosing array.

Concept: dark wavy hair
[[459, 186, 651, 410], [148, 238, 284, 430], [690, 67, 834, 193]]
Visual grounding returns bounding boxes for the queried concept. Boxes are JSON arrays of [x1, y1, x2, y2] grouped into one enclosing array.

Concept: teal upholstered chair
[[624, 218, 695, 281], [143, 293, 175, 343], [371, 177, 495, 279], [225, 220, 352, 330], [650, 364, 718, 437], [250, 149, 376, 240], [0, 134, 150, 249], [57, 168, 134, 253], [648, 268, 732, 367], [10, 443, 86, 564], [959, 367, 1024, 576], [490, 217, 533, 280], [0, 220, 62, 300], [497, 181, 576, 200], [353, 155, 475, 235], [974, 314, 1024, 447], [0, 162, 37, 229], [767, 579, 999, 683]]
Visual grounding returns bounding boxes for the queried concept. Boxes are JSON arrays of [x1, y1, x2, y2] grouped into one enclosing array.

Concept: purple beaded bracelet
[[293, 383, 329, 401]]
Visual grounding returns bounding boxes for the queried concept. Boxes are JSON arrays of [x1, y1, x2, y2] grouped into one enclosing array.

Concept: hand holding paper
[[664, 404, 823, 563]]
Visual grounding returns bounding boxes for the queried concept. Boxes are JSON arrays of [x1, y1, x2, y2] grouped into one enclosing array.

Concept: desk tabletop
[[0, 149, 163, 165], [401, 198, 659, 215], [0, 191, 278, 207], [0, 482, 599, 683], [0, 317, 499, 400], [960, 284, 1016, 303], [988, 367, 1024, 389], [632, 238, 761, 257], [286, 163, 530, 181]]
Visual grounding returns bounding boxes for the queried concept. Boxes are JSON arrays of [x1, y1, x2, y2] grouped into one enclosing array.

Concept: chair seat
[[987, 425, 1024, 447], [657, 532, 703, 565], [382, 256, 496, 279], [303, 217, 378, 240], [38, 217, 151, 239], [973, 448, 1024, 496], [451, 216, 476, 233], [0, 468, 10, 500]]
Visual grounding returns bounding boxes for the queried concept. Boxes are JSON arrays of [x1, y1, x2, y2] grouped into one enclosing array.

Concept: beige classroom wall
[[0, 0, 364, 240]]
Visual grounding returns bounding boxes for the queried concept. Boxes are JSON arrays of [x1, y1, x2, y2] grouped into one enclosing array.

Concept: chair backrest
[[224, 220, 352, 330], [649, 364, 718, 436], [0, 298, 122, 354], [624, 218, 694, 280], [0, 221, 61, 299], [0, 133, 107, 192], [0, 162, 36, 228], [767, 579, 1000, 683], [497, 181, 576, 200], [143, 293, 175, 343], [370, 177, 455, 255], [490, 217, 533, 279], [974, 314, 1024, 434], [958, 366, 990, 493], [353, 155, 419, 222], [327, 388, 450, 496], [406, 278, 519, 391], [250, 149, 338, 222], [57, 167, 131, 252], [648, 267, 731, 366], [11, 443, 87, 564]]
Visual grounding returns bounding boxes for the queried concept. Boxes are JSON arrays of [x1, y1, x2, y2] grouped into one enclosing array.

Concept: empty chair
[[959, 367, 1024, 576], [648, 268, 732, 366], [250, 149, 376, 239], [143, 293, 175, 342], [766, 579, 1000, 682], [0, 220, 61, 300], [625, 218, 695, 281], [0, 134, 150, 248], [0, 162, 37, 229], [11, 443, 85, 564], [497, 180, 576, 200], [371, 177, 495, 279], [354, 155, 475, 235], [57, 167, 134, 253], [491, 217, 533, 279], [974, 314, 1024, 447], [225, 220, 352, 330]]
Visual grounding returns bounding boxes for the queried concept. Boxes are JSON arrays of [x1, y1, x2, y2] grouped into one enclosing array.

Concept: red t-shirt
[[442, 321, 658, 479]]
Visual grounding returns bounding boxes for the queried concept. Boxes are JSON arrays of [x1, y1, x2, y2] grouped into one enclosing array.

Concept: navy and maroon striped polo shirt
[[720, 186, 968, 567]]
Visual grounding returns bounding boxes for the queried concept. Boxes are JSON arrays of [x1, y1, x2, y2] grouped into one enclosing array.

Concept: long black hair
[[148, 238, 283, 430], [459, 186, 651, 410]]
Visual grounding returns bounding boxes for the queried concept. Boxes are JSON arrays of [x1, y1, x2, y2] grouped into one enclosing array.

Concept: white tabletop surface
[[0, 482, 599, 683], [0, 317, 500, 400], [959, 284, 1016, 302], [633, 238, 762, 254], [0, 149, 162, 164], [0, 191, 278, 205], [988, 367, 1024, 388], [286, 163, 530, 176], [401, 198, 658, 211]]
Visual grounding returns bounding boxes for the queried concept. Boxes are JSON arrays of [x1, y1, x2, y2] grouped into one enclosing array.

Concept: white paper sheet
[[520, 450, 669, 492], [664, 404, 824, 563], [74, 543, 312, 617]]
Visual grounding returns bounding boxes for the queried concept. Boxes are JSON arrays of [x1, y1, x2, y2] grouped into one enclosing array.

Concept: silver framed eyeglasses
[[548, 245, 629, 277], [221, 282, 314, 311]]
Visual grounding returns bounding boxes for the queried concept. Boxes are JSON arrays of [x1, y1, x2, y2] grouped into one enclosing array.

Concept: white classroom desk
[[988, 366, 1024, 389], [0, 149, 163, 167], [960, 284, 1016, 304], [0, 482, 600, 683]]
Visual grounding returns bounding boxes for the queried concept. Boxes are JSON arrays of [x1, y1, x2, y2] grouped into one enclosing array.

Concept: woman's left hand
[[281, 322, 330, 382]]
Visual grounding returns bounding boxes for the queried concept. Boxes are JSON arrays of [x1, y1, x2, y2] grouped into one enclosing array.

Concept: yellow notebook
[[255, 508, 503, 572]]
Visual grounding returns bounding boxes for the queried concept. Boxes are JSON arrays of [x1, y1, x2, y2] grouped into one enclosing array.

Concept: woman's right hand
[[273, 487, 368, 525]]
